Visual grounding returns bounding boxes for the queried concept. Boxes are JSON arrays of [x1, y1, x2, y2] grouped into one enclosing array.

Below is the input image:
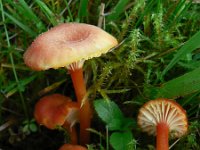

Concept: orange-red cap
[[24, 23, 118, 71], [34, 94, 79, 129], [58, 144, 87, 150], [137, 98, 188, 138]]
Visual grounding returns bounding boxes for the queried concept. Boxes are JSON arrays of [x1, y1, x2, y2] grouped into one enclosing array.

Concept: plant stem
[[69, 68, 91, 145], [106, 125, 109, 150], [156, 122, 169, 150]]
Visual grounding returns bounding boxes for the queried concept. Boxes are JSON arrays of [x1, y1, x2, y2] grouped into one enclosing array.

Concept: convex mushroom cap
[[59, 144, 87, 150], [34, 94, 79, 129], [24, 23, 118, 71], [137, 98, 188, 138]]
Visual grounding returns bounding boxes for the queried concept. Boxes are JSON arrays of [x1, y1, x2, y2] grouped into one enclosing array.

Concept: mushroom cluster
[[137, 98, 188, 150], [24, 22, 118, 146]]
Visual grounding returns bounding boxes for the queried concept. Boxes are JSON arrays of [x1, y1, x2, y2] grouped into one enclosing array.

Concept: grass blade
[[35, 0, 58, 26], [166, 0, 192, 30], [64, 0, 74, 21], [135, 0, 156, 28], [107, 0, 130, 21], [157, 67, 200, 98], [5, 75, 37, 98], [4, 12, 36, 37], [161, 30, 200, 77], [78, 0, 88, 22], [1, 0, 28, 118], [18, 0, 45, 30]]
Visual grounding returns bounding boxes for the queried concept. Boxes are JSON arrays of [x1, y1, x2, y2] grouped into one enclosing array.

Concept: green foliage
[[22, 119, 38, 134], [94, 99, 136, 150], [172, 121, 200, 150], [94, 99, 123, 130], [3, 75, 37, 97], [186, 121, 200, 149], [35, 0, 60, 26], [145, 67, 200, 99], [162, 30, 200, 77], [1, 0, 200, 149], [78, 0, 88, 22], [110, 131, 133, 150], [107, 0, 130, 21]]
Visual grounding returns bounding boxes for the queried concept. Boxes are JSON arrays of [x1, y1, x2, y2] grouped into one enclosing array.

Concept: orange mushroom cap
[[137, 98, 188, 138], [34, 94, 79, 129], [24, 23, 118, 71], [58, 144, 87, 150]]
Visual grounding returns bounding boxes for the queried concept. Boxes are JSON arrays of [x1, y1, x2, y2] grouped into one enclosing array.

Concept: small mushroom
[[137, 98, 188, 150], [24, 23, 118, 145], [34, 94, 79, 144], [58, 144, 87, 150]]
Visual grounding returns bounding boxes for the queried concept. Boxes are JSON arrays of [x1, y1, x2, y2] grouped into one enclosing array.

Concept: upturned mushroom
[[24, 23, 118, 145], [137, 98, 188, 150], [34, 94, 79, 144], [58, 144, 87, 150]]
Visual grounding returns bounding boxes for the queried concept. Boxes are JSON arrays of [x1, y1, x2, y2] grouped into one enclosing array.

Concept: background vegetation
[[0, 0, 200, 149]]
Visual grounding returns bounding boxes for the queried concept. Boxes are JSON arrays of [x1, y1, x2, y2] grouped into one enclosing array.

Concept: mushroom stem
[[69, 68, 91, 145], [156, 122, 169, 150], [63, 122, 78, 144]]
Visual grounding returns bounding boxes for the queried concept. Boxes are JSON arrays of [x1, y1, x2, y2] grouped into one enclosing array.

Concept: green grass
[[0, 0, 200, 149]]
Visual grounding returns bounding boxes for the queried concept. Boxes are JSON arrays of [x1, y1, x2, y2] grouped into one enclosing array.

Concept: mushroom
[[34, 94, 79, 144], [58, 144, 87, 150], [137, 98, 188, 150], [24, 23, 118, 145]]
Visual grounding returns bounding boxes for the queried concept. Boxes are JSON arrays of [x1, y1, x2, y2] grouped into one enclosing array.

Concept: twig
[[169, 138, 180, 149], [0, 119, 15, 132], [98, 3, 105, 28], [157, 43, 185, 58], [1, 107, 22, 116]]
